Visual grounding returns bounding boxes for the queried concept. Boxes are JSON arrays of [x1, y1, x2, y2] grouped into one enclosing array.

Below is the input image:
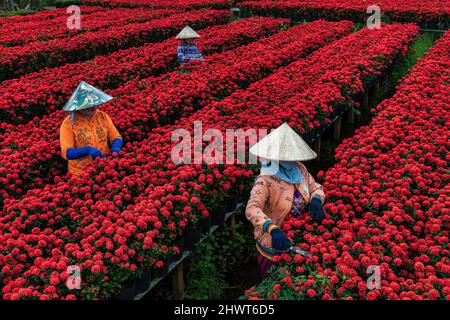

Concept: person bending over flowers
[[176, 25, 205, 65], [245, 123, 326, 279], [60, 81, 123, 177]]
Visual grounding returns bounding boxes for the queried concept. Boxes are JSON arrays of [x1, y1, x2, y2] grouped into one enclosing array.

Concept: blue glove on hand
[[110, 138, 123, 154], [309, 196, 325, 223], [66, 146, 105, 160], [271, 229, 292, 252], [86, 147, 105, 159]]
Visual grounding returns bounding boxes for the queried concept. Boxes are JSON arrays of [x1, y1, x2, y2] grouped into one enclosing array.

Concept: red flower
[[414, 262, 425, 272], [91, 265, 101, 274], [307, 289, 316, 298]]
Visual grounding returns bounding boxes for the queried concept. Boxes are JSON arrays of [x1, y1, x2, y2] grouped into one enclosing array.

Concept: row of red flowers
[[243, 29, 450, 300], [0, 7, 179, 47], [0, 19, 350, 203], [239, 0, 450, 26], [0, 23, 419, 299], [80, 0, 233, 10], [0, 9, 231, 82], [0, 22, 352, 298], [0, 17, 292, 206], [0, 16, 285, 127], [0, 6, 107, 26]]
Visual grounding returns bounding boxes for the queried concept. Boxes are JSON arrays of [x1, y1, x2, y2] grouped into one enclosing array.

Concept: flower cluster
[[239, 0, 450, 27], [243, 29, 450, 300], [80, 0, 233, 10], [0, 8, 179, 47], [0, 23, 421, 300], [0, 6, 107, 26], [0, 9, 231, 81], [0, 17, 291, 204], [0, 16, 285, 126]]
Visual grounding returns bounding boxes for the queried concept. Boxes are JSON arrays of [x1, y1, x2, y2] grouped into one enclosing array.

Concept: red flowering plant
[[0, 23, 426, 299], [239, 0, 450, 27], [0, 19, 350, 204], [0, 17, 290, 205], [81, 0, 234, 10], [0, 6, 109, 27], [0, 8, 179, 47], [245, 266, 336, 300], [242, 30, 450, 300], [2, 20, 356, 300], [0, 21, 411, 227], [0, 16, 286, 126], [0, 9, 231, 81], [131, 181, 209, 245]]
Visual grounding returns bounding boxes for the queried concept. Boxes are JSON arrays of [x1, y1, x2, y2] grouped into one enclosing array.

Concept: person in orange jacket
[[246, 123, 326, 279], [60, 81, 123, 177]]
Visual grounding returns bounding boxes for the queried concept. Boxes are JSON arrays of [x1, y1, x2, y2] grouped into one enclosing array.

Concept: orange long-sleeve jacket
[[245, 162, 325, 257], [59, 110, 122, 177]]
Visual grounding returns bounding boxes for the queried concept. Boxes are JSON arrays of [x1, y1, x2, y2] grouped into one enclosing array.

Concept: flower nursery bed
[[132, 204, 243, 301], [0, 6, 108, 26], [0, 9, 231, 81], [0, 23, 419, 300], [80, 0, 234, 10], [242, 29, 450, 301], [0, 8, 180, 47], [239, 0, 450, 29], [0, 16, 286, 126], [0, 19, 351, 206]]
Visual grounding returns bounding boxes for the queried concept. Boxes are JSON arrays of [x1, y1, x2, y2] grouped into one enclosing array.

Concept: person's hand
[[271, 229, 292, 252], [110, 138, 123, 155], [86, 147, 105, 159], [309, 197, 325, 223]]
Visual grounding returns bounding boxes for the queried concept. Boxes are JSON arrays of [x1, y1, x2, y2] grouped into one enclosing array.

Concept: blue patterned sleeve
[[177, 46, 185, 64]]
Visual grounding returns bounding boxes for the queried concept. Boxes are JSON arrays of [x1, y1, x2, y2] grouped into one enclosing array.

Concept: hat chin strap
[[69, 112, 76, 124]]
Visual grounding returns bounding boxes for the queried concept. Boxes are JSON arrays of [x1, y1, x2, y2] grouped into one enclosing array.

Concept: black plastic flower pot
[[184, 227, 201, 251], [111, 279, 136, 300], [152, 256, 171, 279], [135, 269, 152, 295], [200, 215, 212, 235], [211, 206, 227, 226], [170, 237, 185, 263], [226, 195, 239, 211]]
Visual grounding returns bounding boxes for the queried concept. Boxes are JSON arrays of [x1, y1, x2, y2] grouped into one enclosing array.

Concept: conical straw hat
[[63, 81, 113, 112], [249, 123, 317, 161], [175, 25, 201, 40]]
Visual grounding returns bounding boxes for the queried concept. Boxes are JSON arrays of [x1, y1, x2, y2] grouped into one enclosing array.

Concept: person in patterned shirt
[[175, 26, 205, 65], [246, 123, 326, 279], [60, 82, 123, 177]]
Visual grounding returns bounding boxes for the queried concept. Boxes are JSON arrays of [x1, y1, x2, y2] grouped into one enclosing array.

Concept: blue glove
[[309, 196, 325, 223], [271, 229, 292, 252], [66, 146, 105, 160], [110, 138, 123, 154]]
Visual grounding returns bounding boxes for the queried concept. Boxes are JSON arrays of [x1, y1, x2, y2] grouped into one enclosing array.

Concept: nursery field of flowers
[[239, 0, 450, 27], [0, 0, 448, 301]]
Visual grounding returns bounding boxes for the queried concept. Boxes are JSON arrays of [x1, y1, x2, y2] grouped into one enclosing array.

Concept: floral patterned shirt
[[177, 43, 205, 64]]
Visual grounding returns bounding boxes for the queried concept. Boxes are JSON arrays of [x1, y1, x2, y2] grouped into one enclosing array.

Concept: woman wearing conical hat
[[176, 26, 205, 65], [245, 123, 326, 279], [59, 81, 123, 177]]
